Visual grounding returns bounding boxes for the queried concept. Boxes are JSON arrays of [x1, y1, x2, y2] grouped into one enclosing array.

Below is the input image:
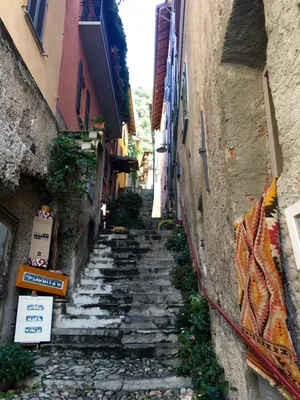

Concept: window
[[76, 60, 84, 115], [27, 0, 48, 41], [181, 62, 189, 144], [84, 90, 91, 130]]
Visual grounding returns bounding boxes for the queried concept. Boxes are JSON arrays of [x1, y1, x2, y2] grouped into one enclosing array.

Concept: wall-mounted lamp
[[156, 144, 170, 153]]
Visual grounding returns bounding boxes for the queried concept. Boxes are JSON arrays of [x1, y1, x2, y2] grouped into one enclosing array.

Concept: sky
[[119, 0, 162, 91]]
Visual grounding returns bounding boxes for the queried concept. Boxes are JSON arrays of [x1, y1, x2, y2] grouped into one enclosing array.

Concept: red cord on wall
[[179, 198, 300, 399]]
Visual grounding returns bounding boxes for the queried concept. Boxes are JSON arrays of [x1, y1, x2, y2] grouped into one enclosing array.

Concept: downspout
[[179, 198, 300, 400]]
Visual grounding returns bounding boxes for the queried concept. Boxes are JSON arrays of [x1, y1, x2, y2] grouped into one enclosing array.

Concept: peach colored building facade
[[0, 0, 66, 112]]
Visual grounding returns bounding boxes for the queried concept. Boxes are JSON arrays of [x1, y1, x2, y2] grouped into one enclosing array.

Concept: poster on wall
[[28, 211, 54, 268], [14, 296, 53, 343]]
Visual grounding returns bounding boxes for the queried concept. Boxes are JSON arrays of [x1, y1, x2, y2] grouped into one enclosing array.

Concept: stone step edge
[[42, 375, 192, 392], [52, 328, 178, 335]]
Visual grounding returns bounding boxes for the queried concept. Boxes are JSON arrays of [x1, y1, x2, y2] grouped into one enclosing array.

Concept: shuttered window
[[84, 90, 91, 130], [76, 60, 83, 115], [27, 0, 48, 41], [181, 62, 189, 144]]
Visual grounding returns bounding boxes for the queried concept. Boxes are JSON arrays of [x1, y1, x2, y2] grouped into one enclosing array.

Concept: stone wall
[[0, 19, 59, 196], [177, 0, 300, 398], [0, 20, 59, 343]]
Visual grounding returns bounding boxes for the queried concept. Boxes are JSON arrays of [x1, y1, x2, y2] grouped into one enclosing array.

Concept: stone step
[[96, 239, 164, 248], [54, 314, 177, 330], [51, 327, 178, 346], [78, 278, 174, 291], [43, 376, 191, 397], [41, 341, 181, 358], [65, 292, 182, 305], [65, 302, 182, 317], [54, 309, 181, 329]]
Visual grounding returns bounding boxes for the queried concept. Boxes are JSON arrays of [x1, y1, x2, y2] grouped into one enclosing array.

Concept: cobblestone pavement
[[9, 350, 194, 400]]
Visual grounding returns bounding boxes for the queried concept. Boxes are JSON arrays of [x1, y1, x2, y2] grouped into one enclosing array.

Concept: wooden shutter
[[181, 63, 189, 144], [28, 0, 38, 22], [84, 90, 91, 130], [28, 0, 47, 41], [35, 0, 47, 40], [76, 60, 83, 115], [199, 110, 210, 191]]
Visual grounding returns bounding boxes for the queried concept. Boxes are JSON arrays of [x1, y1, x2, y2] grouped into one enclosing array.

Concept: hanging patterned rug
[[235, 177, 300, 397]]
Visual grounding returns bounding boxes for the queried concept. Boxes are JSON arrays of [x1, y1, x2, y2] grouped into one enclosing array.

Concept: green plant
[[107, 189, 145, 229], [93, 115, 105, 123], [165, 227, 237, 398], [103, 0, 130, 118], [47, 135, 97, 197], [0, 344, 35, 385]]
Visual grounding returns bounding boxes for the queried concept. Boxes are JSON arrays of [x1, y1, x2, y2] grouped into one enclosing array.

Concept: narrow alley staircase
[[33, 229, 192, 399]]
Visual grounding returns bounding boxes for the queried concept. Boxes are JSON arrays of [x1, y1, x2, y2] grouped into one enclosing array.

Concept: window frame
[[23, 0, 48, 55]]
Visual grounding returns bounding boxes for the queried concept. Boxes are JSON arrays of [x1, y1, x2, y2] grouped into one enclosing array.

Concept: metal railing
[[79, 0, 122, 125], [80, 0, 103, 21]]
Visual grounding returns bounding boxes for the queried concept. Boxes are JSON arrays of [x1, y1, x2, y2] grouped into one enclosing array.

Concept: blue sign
[[23, 272, 63, 289]]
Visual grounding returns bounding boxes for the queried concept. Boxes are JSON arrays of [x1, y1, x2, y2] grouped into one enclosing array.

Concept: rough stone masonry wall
[[177, 0, 300, 398], [0, 20, 59, 343]]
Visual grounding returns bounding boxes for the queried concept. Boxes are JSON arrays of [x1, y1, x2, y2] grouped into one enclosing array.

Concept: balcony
[[79, 0, 122, 138]]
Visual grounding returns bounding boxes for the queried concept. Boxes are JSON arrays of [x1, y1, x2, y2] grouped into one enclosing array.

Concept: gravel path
[[8, 350, 194, 400]]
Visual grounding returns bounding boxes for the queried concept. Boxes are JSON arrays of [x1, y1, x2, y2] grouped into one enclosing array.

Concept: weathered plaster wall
[[264, 0, 300, 357], [0, 20, 59, 196], [175, 0, 299, 398], [0, 21, 59, 343]]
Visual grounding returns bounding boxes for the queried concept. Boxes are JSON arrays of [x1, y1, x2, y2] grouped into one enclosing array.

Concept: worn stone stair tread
[[52, 327, 178, 334], [42, 375, 192, 391]]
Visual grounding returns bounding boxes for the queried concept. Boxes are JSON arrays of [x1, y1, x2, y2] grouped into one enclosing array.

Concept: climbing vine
[[103, 0, 130, 119], [47, 135, 97, 197], [47, 135, 97, 264]]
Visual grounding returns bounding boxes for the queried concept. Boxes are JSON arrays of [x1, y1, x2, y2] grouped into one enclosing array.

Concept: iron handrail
[[179, 198, 300, 399]]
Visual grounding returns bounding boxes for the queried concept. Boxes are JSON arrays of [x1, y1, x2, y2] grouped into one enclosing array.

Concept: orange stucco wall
[[0, 0, 66, 112]]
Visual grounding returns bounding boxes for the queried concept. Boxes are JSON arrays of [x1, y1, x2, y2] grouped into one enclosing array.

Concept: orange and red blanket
[[235, 178, 300, 396]]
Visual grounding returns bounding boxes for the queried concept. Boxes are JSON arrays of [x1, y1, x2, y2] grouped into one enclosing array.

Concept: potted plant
[[93, 115, 105, 130], [0, 344, 35, 392]]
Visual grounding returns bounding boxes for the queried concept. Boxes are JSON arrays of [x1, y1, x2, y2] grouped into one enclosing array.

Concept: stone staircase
[[38, 229, 192, 397], [140, 189, 159, 230], [51, 230, 183, 358]]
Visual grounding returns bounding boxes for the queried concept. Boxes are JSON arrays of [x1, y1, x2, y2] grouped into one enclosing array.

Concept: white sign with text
[[14, 296, 53, 343]]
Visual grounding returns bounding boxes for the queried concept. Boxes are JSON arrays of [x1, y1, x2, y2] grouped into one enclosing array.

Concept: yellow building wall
[[116, 125, 129, 193], [0, 0, 66, 112]]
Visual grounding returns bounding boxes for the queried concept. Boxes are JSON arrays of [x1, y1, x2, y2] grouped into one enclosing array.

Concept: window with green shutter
[[181, 62, 189, 144], [27, 0, 48, 41], [84, 90, 91, 130], [76, 60, 84, 115]]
